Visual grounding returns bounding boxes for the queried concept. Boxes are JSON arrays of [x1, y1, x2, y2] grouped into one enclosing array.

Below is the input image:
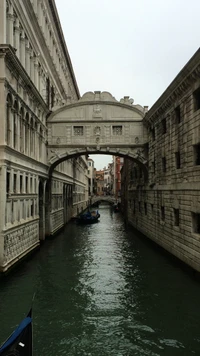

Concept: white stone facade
[[0, 0, 88, 272]]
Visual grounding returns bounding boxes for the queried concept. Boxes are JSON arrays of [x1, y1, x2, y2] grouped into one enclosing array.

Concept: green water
[[1, 204, 200, 355]]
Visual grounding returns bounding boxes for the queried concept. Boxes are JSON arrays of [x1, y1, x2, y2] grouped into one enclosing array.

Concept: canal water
[[1, 204, 200, 355]]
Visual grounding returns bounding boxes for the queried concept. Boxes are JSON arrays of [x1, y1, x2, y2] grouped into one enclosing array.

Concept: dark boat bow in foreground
[[0, 309, 32, 356]]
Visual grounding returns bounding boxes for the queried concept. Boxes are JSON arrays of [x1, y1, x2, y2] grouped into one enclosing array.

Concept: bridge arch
[[47, 91, 149, 177]]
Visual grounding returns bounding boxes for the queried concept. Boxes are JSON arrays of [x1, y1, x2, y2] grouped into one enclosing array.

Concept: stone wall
[[122, 48, 200, 272]]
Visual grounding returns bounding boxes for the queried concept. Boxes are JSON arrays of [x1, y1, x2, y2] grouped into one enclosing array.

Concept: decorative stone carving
[[93, 104, 102, 118], [94, 126, 101, 135]]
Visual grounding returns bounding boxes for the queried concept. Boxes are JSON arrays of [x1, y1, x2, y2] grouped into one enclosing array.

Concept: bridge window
[[112, 126, 122, 135], [192, 212, 200, 234], [144, 202, 147, 215], [193, 144, 200, 165], [74, 126, 83, 135]]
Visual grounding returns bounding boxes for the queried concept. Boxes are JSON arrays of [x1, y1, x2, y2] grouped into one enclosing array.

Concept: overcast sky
[[55, 0, 200, 169]]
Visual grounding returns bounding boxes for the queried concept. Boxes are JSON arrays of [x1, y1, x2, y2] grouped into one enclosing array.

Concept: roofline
[[49, 0, 80, 99], [144, 47, 200, 121]]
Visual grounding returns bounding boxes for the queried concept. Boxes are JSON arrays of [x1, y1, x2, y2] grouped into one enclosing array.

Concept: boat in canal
[[0, 309, 33, 356], [77, 209, 100, 224]]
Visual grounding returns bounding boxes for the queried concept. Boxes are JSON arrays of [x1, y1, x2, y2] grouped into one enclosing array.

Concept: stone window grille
[[151, 127, 155, 141], [161, 206, 165, 221], [192, 212, 200, 234], [174, 208, 180, 226], [161, 118, 167, 134], [74, 126, 83, 136], [144, 202, 147, 215], [151, 204, 154, 214], [113, 126, 122, 135], [175, 151, 181, 169], [193, 87, 200, 111], [193, 144, 200, 165], [175, 105, 181, 124], [162, 157, 167, 172]]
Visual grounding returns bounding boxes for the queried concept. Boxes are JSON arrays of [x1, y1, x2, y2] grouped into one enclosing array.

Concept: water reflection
[[1, 204, 200, 355]]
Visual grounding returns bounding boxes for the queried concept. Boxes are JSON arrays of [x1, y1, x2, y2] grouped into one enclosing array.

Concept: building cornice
[[0, 45, 49, 112], [48, 0, 80, 99], [144, 48, 200, 126], [15, 0, 70, 101]]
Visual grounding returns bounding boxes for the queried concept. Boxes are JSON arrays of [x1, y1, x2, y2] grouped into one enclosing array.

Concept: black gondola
[[77, 209, 100, 224], [0, 309, 33, 356]]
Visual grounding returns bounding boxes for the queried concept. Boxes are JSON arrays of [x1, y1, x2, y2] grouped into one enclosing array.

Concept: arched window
[[19, 106, 24, 153], [6, 93, 12, 146], [25, 112, 29, 154], [39, 126, 43, 158], [30, 117, 34, 156], [13, 100, 18, 150]]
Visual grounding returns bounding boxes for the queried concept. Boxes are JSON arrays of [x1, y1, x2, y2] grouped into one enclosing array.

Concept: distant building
[[95, 170, 104, 196], [113, 156, 124, 198], [87, 158, 95, 196]]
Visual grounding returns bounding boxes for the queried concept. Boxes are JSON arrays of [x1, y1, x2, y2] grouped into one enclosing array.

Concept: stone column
[[25, 40, 31, 76], [0, 55, 6, 146], [34, 58, 39, 90], [0, 166, 7, 269], [20, 30, 26, 68], [0, 0, 6, 43], [14, 18, 20, 59], [6, 4, 14, 46]]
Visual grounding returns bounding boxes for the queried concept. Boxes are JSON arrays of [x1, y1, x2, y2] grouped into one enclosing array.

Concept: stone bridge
[[47, 91, 149, 175], [91, 195, 119, 205]]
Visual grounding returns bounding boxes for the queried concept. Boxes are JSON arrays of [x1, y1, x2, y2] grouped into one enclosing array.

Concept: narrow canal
[[1, 204, 200, 355]]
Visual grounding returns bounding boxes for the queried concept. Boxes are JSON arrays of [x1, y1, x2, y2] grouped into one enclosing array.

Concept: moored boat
[[0, 309, 33, 355], [77, 209, 100, 224]]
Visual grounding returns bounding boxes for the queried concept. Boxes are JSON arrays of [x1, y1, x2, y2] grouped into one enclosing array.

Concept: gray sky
[[55, 0, 200, 169]]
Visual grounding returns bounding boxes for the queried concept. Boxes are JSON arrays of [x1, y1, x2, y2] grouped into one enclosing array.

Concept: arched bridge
[[47, 91, 149, 175], [91, 196, 119, 205]]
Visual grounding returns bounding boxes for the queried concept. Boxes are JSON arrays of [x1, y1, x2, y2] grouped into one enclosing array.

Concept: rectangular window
[[151, 204, 154, 213], [162, 157, 167, 172], [174, 208, 179, 226], [192, 213, 200, 234], [175, 106, 181, 124], [6, 172, 10, 194], [194, 144, 200, 165], [161, 206, 165, 221], [151, 127, 155, 141], [112, 125, 122, 135], [175, 151, 181, 169], [26, 176, 28, 193], [13, 174, 17, 193], [144, 202, 147, 215], [161, 118, 167, 134], [193, 87, 200, 111], [20, 175, 23, 193], [139, 201, 141, 213], [133, 200, 135, 214], [74, 126, 83, 136], [152, 161, 155, 174]]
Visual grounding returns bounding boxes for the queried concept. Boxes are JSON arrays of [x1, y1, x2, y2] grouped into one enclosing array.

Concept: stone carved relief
[[94, 126, 101, 136], [4, 222, 38, 263], [93, 104, 102, 118]]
